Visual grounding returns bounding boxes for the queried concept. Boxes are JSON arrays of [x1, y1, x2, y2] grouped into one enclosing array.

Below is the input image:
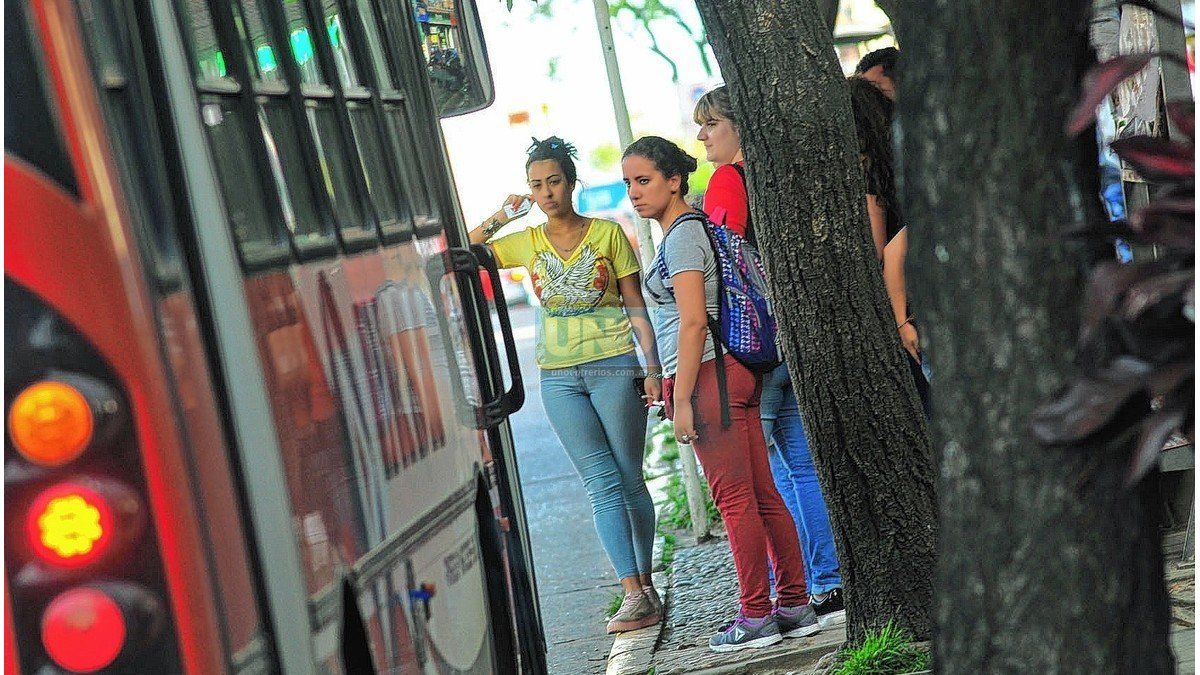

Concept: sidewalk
[[608, 537, 843, 675], [607, 530, 1196, 675]]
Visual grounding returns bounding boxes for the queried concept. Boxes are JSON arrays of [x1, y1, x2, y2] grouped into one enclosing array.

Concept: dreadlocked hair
[[526, 136, 579, 187], [848, 75, 898, 219]]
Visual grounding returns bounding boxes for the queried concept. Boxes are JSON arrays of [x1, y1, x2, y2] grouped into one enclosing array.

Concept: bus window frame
[[179, 0, 296, 271], [234, 0, 343, 260], [288, 0, 383, 254], [350, 0, 444, 240], [333, 0, 422, 244], [363, 0, 456, 240], [73, 0, 190, 293]]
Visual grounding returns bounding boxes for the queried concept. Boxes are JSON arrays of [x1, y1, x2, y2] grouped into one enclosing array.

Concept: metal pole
[[591, 0, 656, 269]]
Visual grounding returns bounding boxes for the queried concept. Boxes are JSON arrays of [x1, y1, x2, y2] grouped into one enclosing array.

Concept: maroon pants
[[666, 356, 809, 617]]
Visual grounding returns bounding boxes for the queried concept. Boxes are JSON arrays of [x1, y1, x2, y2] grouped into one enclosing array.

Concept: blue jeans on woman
[[540, 351, 656, 580], [760, 364, 842, 595]]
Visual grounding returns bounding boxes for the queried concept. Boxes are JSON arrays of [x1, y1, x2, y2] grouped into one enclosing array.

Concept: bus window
[[350, 0, 441, 233], [259, 103, 330, 250], [6, 1, 77, 196], [353, 0, 395, 91], [320, 0, 362, 88], [281, 0, 326, 87], [201, 99, 283, 261], [305, 102, 375, 244], [233, 0, 285, 85], [382, 104, 437, 229], [183, 0, 295, 268], [348, 104, 410, 238], [74, 0, 184, 287], [182, 0, 238, 87], [318, 0, 414, 241]]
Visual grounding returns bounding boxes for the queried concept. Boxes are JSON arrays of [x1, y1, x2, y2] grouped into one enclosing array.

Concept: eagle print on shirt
[[530, 244, 611, 317]]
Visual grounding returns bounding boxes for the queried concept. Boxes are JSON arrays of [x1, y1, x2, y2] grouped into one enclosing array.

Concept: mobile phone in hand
[[503, 198, 532, 220]]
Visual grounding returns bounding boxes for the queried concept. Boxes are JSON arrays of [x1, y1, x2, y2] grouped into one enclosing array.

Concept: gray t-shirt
[[643, 216, 720, 376]]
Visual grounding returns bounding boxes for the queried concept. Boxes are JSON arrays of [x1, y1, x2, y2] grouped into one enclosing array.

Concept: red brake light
[[26, 482, 114, 568], [41, 587, 127, 672]]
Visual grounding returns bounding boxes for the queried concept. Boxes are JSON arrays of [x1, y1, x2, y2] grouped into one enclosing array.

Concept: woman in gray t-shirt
[[623, 137, 814, 652]]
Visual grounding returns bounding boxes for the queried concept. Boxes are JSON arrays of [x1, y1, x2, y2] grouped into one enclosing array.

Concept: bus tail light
[[41, 586, 126, 672], [7, 279, 183, 672], [8, 380, 94, 467], [18, 477, 144, 573], [39, 582, 166, 674], [8, 374, 122, 468]]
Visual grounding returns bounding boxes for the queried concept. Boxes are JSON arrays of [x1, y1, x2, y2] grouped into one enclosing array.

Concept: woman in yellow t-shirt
[[468, 137, 663, 634]]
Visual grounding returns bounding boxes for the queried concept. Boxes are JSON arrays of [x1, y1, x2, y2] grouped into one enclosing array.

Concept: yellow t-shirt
[[491, 219, 641, 369]]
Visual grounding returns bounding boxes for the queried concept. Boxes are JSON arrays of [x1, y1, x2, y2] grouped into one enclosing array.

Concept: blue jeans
[[760, 364, 842, 595], [540, 351, 656, 579]]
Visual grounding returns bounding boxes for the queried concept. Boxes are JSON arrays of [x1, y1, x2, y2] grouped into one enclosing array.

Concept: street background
[[504, 304, 622, 674]]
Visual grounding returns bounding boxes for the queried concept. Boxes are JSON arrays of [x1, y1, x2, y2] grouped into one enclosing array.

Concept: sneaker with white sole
[[708, 615, 783, 652], [606, 591, 660, 634], [775, 603, 821, 638], [811, 588, 846, 627]]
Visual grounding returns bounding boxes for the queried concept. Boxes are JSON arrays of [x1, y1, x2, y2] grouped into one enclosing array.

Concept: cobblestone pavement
[[1166, 542, 1194, 673], [651, 540, 844, 675]]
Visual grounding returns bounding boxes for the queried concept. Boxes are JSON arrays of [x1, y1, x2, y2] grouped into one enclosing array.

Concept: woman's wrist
[[481, 215, 506, 238], [897, 315, 915, 330]]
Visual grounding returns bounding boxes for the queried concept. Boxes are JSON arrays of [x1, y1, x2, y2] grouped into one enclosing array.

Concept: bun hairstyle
[[621, 136, 698, 196], [526, 136, 579, 186], [693, 85, 736, 127]]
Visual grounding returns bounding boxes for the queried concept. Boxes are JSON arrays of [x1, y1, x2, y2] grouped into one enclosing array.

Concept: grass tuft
[[661, 532, 677, 568], [834, 621, 930, 675], [606, 591, 625, 618], [659, 472, 719, 530]]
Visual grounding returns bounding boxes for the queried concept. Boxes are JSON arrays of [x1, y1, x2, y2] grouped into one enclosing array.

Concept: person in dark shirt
[[848, 74, 931, 416], [855, 46, 898, 101]]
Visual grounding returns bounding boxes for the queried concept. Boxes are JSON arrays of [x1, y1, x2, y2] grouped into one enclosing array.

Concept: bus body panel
[[7, 0, 544, 670], [6, 149, 222, 675]]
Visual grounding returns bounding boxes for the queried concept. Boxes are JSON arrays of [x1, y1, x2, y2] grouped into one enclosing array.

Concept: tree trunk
[[893, 2, 1175, 671], [815, 0, 840, 32], [694, 0, 938, 643]]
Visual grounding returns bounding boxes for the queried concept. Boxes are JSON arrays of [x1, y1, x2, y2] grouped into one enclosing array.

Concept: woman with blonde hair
[[693, 86, 846, 626]]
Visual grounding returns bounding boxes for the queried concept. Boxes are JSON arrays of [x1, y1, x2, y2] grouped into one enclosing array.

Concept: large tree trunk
[[894, 2, 1175, 671], [693, 0, 937, 643]]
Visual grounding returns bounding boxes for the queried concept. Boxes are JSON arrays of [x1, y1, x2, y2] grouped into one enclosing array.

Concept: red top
[[702, 162, 749, 237]]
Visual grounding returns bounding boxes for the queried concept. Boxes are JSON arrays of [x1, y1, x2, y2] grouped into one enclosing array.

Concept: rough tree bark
[[693, 0, 937, 643], [894, 2, 1175, 671]]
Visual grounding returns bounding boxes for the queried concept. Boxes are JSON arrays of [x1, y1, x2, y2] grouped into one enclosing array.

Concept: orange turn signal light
[[8, 381, 94, 467]]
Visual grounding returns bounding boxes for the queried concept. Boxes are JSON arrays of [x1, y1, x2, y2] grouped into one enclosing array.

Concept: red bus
[[5, 0, 545, 672]]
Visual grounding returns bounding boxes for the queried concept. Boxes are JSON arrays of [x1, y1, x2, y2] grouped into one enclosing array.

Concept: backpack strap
[[698, 222, 733, 430], [664, 212, 734, 429]]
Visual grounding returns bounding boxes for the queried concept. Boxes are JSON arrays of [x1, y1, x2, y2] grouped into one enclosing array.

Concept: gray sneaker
[[606, 591, 660, 634], [775, 603, 820, 638], [708, 615, 783, 652], [643, 586, 663, 616]]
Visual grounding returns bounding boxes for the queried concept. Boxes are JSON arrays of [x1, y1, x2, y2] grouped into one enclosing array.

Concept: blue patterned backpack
[[656, 210, 780, 427]]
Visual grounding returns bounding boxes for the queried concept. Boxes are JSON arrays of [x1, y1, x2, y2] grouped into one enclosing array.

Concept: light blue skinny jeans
[[540, 351, 656, 579], [761, 364, 843, 595]]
